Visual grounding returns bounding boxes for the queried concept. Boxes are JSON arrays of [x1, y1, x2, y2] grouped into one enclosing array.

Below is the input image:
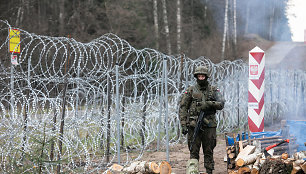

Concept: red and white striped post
[[248, 46, 265, 132]]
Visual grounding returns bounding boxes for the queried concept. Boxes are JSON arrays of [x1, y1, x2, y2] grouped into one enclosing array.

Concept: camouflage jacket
[[179, 84, 225, 128]]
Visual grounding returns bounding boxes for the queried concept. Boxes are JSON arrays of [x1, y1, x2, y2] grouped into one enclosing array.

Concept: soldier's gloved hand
[[206, 101, 224, 110], [182, 125, 188, 135], [199, 101, 210, 110]]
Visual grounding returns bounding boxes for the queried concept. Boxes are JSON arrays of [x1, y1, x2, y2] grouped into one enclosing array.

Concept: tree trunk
[[59, 0, 65, 35], [204, 0, 208, 23], [244, 1, 250, 34], [232, 0, 237, 58], [16, 0, 25, 26], [221, 0, 229, 60], [153, 0, 159, 50], [161, 0, 171, 55], [269, 0, 275, 40], [190, 0, 194, 56], [176, 0, 182, 54]]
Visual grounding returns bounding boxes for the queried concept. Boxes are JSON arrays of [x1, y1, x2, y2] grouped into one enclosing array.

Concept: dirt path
[[141, 136, 227, 174]]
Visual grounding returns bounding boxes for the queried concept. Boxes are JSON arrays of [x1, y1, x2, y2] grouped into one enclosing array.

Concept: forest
[[0, 0, 291, 63]]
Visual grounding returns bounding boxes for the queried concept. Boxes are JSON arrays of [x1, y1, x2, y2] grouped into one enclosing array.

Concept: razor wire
[[0, 20, 305, 173]]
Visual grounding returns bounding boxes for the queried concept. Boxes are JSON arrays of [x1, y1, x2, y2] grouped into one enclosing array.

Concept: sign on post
[[9, 29, 20, 53], [248, 46, 265, 132], [11, 55, 18, 65]]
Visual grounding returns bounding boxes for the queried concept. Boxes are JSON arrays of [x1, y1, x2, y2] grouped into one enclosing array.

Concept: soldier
[[179, 66, 225, 174]]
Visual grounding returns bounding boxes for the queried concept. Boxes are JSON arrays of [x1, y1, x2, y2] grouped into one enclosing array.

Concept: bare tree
[[229, 0, 237, 58], [244, 1, 250, 34], [204, 0, 208, 22], [161, 0, 171, 55], [221, 0, 229, 60], [269, 0, 276, 40], [176, 0, 182, 54], [15, 0, 25, 26], [153, 0, 159, 50], [233, 0, 237, 46], [59, 0, 65, 35]]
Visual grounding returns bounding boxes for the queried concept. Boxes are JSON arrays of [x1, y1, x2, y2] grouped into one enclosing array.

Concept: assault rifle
[[189, 111, 209, 151]]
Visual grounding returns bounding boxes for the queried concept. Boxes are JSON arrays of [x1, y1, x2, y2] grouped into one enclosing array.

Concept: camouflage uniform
[[179, 66, 225, 174]]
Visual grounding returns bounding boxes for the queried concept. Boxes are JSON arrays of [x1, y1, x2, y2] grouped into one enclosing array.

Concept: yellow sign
[[9, 29, 20, 53]]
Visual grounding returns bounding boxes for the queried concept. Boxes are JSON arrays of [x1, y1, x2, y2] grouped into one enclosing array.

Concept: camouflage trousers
[[187, 127, 216, 170]]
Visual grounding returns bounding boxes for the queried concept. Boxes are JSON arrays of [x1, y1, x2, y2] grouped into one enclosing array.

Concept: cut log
[[239, 141, 243, 152], [228, 163, 235, 169], [235, 145, 256, 162], [159, 161, 171, 174], [122, 161, 141, 173], [227, 146, 236, 154], [228, 158, 236, 169], [291, 166, 302, 174], [250, 168, 259, 174], [281, 153, 289, 160], [238, 165, 252, 174], [291, 160, 304, 174], [228, 170, 238, 174], [252, 136, 282, 141], [260, 139, 284, 144], [229, 153, 236, 159], [111, 164, 124, 172], [145, 162, 160, 173], [293, 160, 305, 166], [293, 151, 306, 160], [284, 158, 295, 166], [104, 164, 123, 174], [260, 138, 296, 145], [116, 161, 161, 174], [236, 153, 258, 167], [252, 153, 262, 171], [300, 162, 306, 173]]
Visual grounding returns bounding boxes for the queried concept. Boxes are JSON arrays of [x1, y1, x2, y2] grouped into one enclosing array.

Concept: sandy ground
[[141, 136, 227, 174]]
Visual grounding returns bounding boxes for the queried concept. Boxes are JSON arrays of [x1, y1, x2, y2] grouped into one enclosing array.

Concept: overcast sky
[[287, 0, 306, 42]]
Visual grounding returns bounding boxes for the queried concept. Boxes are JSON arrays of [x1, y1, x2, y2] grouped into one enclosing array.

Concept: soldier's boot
[[206, 168, 213, 174], [186, 159, 199, 174]]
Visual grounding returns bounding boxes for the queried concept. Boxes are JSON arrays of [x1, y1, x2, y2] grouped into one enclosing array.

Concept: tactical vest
[[187, 85, 217, 128]]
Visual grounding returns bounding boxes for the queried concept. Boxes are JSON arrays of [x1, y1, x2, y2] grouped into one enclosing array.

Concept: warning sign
[[9, 29, 20, 53], [11, 55, 18, 65]]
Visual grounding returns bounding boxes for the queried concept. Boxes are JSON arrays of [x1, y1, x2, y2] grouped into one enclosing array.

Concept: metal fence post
[[115, 63, 121, 164], [10, 64, 14, 117], [163, 56, 169, 162], [157, 69, 163, 150]]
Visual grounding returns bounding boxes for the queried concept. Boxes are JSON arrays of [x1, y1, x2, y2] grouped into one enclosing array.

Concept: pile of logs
[[104, 161, 172, 174], [226, 140, 306, 174]]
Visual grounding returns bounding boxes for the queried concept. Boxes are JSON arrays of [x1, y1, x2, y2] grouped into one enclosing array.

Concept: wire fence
[[0, 20, 305, 173]]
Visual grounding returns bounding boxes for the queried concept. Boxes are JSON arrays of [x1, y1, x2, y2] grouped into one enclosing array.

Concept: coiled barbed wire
[[0, 20, 305, 173]]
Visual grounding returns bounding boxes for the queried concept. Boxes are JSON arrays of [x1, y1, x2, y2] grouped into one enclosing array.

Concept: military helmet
[[194, 66, 209, 78]]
